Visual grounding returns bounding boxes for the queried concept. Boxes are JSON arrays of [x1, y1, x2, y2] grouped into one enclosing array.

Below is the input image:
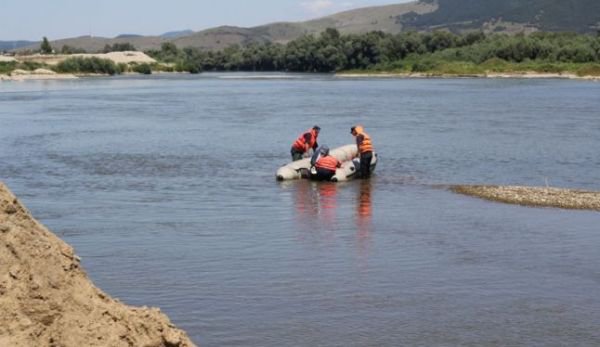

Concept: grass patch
[[353, 57, 600, 78], [1, 61, 48, 75], [0, 61, 17, 74], [576, 63, 600, 76]]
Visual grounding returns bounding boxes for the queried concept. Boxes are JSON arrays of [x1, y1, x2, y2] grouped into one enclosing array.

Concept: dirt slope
[[0, 182, 197, 347]]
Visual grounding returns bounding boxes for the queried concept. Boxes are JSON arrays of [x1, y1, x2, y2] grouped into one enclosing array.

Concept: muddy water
[[1, 74, 600, 346]]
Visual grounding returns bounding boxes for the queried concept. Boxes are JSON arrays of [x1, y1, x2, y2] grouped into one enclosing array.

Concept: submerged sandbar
[[451, 185, 600, 211]]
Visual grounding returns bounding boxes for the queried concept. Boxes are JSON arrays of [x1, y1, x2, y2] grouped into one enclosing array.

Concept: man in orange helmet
[[290, 125, 320, 161], [351, 125, 374, 179]]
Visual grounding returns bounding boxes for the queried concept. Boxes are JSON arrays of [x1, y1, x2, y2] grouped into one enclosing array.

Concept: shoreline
[[4, 70, 600, 82], [336, 71, 600, 80], [1, 73, 78, 81]]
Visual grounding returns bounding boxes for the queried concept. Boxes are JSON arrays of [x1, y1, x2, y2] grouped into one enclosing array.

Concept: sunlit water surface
[[1, 74, 599, 346]]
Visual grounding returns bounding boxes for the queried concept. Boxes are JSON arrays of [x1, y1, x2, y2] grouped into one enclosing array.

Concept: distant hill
[[1, 40, 36, 51], [14, 2, 434, 52], [18, 35, 168, 54], [170, 2, 437, 50], [13, 0, 600, 53], [401, 0, 600, 33], [115, 34, 144, 39], [161, 30, 194, 38]]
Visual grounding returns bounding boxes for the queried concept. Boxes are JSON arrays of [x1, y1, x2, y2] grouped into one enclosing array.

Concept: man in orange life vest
[[291, 126, 320, 161], [312, 146, 342, 181], [351, 125, 374, 179]]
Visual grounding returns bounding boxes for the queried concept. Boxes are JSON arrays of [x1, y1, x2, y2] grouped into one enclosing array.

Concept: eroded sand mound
[[451, 185, 600, 211], [0, 182, 197, 347], [13, 51, 156, 66], [0, 56, 16, 62]]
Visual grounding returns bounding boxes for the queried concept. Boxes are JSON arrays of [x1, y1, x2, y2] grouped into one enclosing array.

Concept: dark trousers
[[312, 168, 336, 181], [291, 148, 304, 161], [359, 151, 373, 179]]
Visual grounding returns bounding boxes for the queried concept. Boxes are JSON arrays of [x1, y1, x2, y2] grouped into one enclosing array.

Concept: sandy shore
[[451, 185, 600, 211], [1, 68, 77, 81], [0, 56, 16, 62], [0, 182, 197, 346], [336, 72, 600, 80], [1, 51, 156, 81], [14, 51, 156, 65]]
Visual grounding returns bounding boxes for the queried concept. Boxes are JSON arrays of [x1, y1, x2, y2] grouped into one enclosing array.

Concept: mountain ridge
[[9, 0, 600, 53]]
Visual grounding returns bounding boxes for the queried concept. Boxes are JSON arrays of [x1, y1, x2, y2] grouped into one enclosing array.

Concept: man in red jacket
[[290, 126, 320, 161]]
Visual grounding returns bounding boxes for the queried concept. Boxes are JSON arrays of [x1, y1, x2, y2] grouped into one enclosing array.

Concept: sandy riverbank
[[13, 51, 156, 65], [336, 72, 600, 80], [0, 182, 197, 347], [1, 68, 77, 81], [1, 51, 156, 81], [451, 185, 600, 211]]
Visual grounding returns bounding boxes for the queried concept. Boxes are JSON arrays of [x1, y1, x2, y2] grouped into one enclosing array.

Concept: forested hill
[[402, 0, 600, 33], [10, 0, 600, 53]]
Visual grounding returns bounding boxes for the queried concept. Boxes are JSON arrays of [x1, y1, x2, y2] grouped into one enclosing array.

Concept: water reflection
[[291, 181, 338, 229], [285, 179, 375, 254], [316, 182, 337, 227], [356, 180, 373, 260], [357, 180, 373, 220]]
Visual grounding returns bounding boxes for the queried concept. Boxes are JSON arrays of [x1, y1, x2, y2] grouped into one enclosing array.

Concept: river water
[[1, 74, 599, 346]]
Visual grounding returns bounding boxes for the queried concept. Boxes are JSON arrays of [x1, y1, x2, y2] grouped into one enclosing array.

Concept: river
[[1, 73, 599, 346]]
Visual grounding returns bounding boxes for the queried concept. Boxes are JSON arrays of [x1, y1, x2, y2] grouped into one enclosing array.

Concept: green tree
[[40, 37, 53, 54], [103, 42, 136, 53]]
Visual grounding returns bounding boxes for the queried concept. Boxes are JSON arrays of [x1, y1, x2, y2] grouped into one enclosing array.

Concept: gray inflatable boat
[[276, 144, 377, 182]]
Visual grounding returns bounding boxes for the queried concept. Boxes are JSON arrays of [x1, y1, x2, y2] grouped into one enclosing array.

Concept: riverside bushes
[[131, 63, 152, 74], [0, 61, 17, 74], [145, 43, 203, 73], [0, 60, 44, 74], [54, 57, 120, 75], [145, 29, 600, 75]]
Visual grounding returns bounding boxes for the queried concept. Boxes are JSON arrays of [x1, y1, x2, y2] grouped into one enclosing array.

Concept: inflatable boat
[[276, 144, 377, 182]]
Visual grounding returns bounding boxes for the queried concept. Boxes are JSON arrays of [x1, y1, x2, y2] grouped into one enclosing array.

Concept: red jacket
[[292, 129, 319, 153]]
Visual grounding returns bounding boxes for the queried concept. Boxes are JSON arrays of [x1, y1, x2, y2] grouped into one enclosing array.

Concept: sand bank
[[0, 182, 197, 347], [451, 185, 600, 211], [1, 68, 77, 81], [14, 51, 156, 65], [0, 56, 16, 62]]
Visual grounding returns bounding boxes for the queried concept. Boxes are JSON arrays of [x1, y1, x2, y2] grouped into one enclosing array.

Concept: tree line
[[11, 30, 600, 75], [146, 29, 600, 73]]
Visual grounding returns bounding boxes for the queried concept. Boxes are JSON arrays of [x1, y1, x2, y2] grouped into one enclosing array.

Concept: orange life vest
[[292, 129, 318, 152], [354, 126, 374, 154], [315, 156, 340, 172]]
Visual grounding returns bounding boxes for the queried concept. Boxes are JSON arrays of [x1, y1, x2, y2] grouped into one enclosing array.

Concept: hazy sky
[[2, 0, 413, 41]]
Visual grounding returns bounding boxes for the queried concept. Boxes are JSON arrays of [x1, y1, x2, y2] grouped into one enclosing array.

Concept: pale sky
[[1, 0, 413, 41]]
